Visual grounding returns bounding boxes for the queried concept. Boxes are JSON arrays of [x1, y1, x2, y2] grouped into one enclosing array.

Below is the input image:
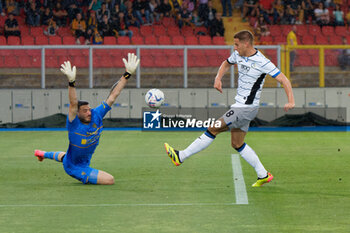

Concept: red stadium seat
[[322, 26, 334, 36], [182, 26, 194, 36], [13, 49, 26, 56], [140, 25, 153, 37], [20, 26, 30, 35], [329, 35, 343, 45], [158, 35, 171, 45], [188, 49, 204, 57], [308, 25, 321, 36], [325, 54, 338, 66], [269, 25, 282, 37], [281, 25, 292, 36], [4, 56, 18, 68], [162, 17, 176, 27], [260, 35, 273, 44], [145, 35, 158, 45], [296, 54, 313, 66], [212, 36, 225, 45], [273, 36, 286, 44], [208, 55, 222, 67], [94, 49, 110, 57], [94, 55, 114, 68], [30, 27, 44, 36], [57, 27, 71, 37], [31, 56, 41, 68], [167, 26, 180, 37], [141, 55, 154, 67], [62, 36, 76, 45], [168, 54, 183, 67], [185, 36, 198, 45], [204, 49, 217, 56], [46, 56, 58, 68], [7, 36, 20, 45], [153, 25, 166, 37], [131, 36, 144, 45], [49, 36, 62, 45], [117, 36, 130, 45], [301, 35, 314, 44], [104, 36, 116, 45], [72, 56, 89, 68], [18, 56, 32, 68], [0, 36, 6, 45], [295, 25, 308, 37], [199, 36, 212, 45], [335, 26, 348, 37], [315, 35, 328, 45], [172, 35, 185, 45], [21, 36, 35, 45], [154, 55, 169, 67], [128, 26, 140, 36], [194, 26, 208, 35], [35, 36, 48, 45]]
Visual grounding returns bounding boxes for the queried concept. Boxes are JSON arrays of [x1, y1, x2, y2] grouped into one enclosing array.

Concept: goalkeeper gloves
[[60, 61, 76, 86], [122, 53, 140, 79]]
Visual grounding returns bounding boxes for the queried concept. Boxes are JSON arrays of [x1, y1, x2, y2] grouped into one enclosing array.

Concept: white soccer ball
[[145, 89, 165, 108]]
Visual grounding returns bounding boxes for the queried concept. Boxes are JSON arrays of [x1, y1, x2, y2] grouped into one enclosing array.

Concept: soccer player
[[34, 53, 140, 185], [165, 30, 295, 187]]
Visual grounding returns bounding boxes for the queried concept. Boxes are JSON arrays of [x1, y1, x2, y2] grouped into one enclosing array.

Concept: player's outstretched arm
[[214, 60, 231, 93], [106, 53, 140, 107], [60, 61, 78, 122], [275, 72, 295, 112]]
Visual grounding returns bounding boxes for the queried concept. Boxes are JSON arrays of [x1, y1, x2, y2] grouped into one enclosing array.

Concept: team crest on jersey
[[241, 64, 250, 74]]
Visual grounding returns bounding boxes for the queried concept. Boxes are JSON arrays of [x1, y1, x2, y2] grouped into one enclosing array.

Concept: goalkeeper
[[34, 53, 140, 185]]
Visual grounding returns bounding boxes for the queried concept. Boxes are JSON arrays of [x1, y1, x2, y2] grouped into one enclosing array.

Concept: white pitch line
[[0, 203, 236, 208], [231, 154, 249, 205]]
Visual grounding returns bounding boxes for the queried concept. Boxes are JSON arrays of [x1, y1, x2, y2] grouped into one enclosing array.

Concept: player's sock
[[179, 130, 215, 162], [236, 143, 267, 178], [44, 151, 64, 162]]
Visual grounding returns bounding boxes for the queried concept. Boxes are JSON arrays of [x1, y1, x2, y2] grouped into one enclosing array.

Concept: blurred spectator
[[42, 7, 53, 25], [346, 6, 350, 26], [44, 0, 56, 9], [26, 1, 41, 26], [198, 0, 209, 21], [71, 12, 88, 44], [258, 0, 273, 24], [92, 27, 103, 44], [115, 11, 133, 39], [6, 0, 19, 15], [125, 5, 140, 27], [272, 0, 284, 24], [97, 2, 111, 23], [177, 5, 191, 28], [333, 4, 344, 26], [88, 10, 98, 29], [171, 0, 182, 15], [183, 0, 195, 13], [202, 0, 217, 28], [300, 0, 315, 24], [44, 18, 58, 36], [191, 11, 204, 26], [221, 0, 232, 17], [209, 12, 224, 37], [149, 0, 160, 23], [53, 2, 68, 26], [157, 0, 172, 18], [132, 0, 151, 25], [0, 0, 4, 16], [289, 0, 300, 24], [4, 13, 20, 37], [66, 0, 81, 23], [287, 25, 297, 71], [254, 15, 270, 39], [89, 0, 102, 11], [314, 2, 329, 26], [242, 0, 259, 22], [338, 37, 350, 70], [98, 14, 115, 37], [284, 4, 297, 25]]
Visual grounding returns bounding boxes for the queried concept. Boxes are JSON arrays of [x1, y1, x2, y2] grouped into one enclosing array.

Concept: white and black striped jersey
[[227, 49, 280, 107]]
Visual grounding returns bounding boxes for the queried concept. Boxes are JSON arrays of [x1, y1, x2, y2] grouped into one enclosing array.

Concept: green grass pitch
[[0, 131, 349, 233]]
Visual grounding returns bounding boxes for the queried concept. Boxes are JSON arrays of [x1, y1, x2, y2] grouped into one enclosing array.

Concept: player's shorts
[[222, 103, 259, 132], [63, 157, 99, 184]]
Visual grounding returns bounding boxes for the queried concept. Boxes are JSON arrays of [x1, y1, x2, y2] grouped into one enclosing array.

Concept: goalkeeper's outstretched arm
[[60, 61, 78, 122], [106, 53, 140, 107]]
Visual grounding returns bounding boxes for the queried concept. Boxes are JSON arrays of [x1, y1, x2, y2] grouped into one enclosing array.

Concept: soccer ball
[[145, 89, 165, 108]]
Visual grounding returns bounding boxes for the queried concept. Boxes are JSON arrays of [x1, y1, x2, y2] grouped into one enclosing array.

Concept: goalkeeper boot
[[34, 149, 45, 162], [164, 143, 182, 166], [252, 172, 273, 187]]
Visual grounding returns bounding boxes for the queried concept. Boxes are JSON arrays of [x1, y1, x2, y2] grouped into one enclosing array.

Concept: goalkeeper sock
[[44, 151, 64, 162], [179, 130, 215, 162], [236, 143, 267, 178]]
